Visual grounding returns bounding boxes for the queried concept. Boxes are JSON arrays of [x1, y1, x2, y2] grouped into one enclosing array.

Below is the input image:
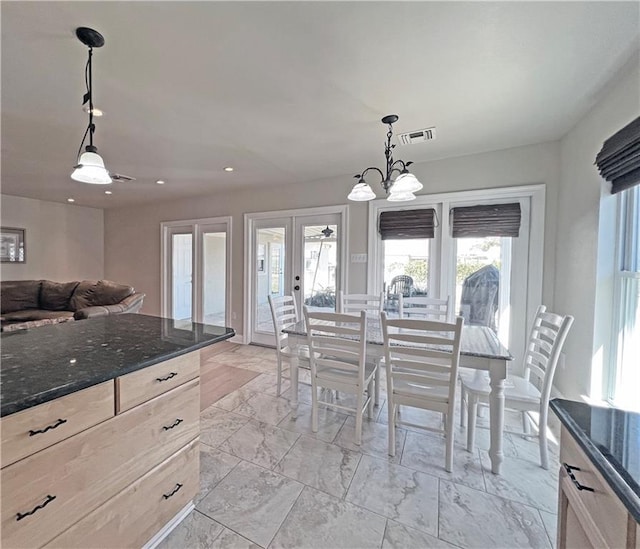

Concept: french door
[[246, 207, 347, 346], [162, 217, 231, 327]]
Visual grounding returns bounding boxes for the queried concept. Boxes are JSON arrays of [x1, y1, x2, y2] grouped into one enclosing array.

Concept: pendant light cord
[[74, 49, 94, 162]]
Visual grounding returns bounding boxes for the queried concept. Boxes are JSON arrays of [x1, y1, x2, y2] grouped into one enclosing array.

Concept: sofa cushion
[[69, 280, 135, 311], [2, 309, 75, 322], [1, 280, 42, 314], [40, 280, 80, 311]]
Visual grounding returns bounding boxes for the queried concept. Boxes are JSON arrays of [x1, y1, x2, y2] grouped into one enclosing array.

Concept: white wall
[[554, 53, 640, 402], [0, 195, 104, 282], [104, 140, 561, 339]]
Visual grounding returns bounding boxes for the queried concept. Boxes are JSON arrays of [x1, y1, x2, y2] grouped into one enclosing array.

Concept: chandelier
[[71, 27, 112, 184], [348, 115, 423, 202]]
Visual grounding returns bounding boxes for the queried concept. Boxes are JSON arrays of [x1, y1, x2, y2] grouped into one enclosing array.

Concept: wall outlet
[[351, 253, 368, 263]]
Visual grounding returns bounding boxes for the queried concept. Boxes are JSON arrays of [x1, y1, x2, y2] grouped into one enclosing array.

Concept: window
[[611, 185, 640, 411], [369, 185, 544, 370]]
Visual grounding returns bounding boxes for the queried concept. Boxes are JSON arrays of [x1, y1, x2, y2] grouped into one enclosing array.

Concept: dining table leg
[[488, 358, 507, 474]]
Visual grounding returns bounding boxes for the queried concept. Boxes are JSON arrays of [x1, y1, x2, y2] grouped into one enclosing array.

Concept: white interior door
[[247, 208, 346, 346], [167, 226, 193, 321]]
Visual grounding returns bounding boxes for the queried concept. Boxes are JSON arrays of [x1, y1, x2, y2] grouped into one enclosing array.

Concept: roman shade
[[451, 203, 521, 238], [378, 208, 436, 240], [596, 116, 640, 194]]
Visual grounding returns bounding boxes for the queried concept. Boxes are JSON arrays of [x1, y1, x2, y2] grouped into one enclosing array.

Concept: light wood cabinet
[[557, 425, 638, 549], [1, 350, 201, 549]]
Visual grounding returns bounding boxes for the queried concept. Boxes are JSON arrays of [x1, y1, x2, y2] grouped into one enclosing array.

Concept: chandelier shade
[[348, 115, 422, 202]]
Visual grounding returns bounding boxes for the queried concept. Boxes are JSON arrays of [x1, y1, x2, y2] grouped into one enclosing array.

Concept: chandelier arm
[[360, 166, 385, 183], [87, 48, 94, 148], [75, 123, 91, 163]]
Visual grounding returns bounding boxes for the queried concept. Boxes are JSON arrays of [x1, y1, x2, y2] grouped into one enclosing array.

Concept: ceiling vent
[[397, 127, 436, 146]]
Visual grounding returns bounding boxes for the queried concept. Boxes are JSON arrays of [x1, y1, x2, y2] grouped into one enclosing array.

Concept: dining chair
[[303, 307, 378, 445], [337, 291, 384, 316], [399, 295, 453, 321], [460, 305, 574, 469], [381, 312, 464, 472], [337, 290, 384, 406], [267, 294, 310, 396]]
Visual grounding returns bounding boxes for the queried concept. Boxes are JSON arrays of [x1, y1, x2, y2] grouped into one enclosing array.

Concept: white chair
[[399, 295, 453, 321], [338, 291, 384, 316], [460, 305, 574, 469], [267, 294, 309, 396], [381, 312, 464, 472], [303, 307, 378, 445]]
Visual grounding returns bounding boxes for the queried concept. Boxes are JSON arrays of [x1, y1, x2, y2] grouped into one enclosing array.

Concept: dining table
[[283, 317, 513, 475]]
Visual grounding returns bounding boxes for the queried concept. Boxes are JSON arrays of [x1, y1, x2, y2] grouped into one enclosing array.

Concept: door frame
[[244, 205, 349, 345], [160, 216, 233, 326]]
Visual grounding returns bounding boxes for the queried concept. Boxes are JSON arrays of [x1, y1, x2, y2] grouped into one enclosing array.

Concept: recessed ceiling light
[[67, 198, 75, 203], [156, 180, 165, 185], [224, 167, 234, 172], [82, 105, 104, 117], [105, 190, 112, 195]]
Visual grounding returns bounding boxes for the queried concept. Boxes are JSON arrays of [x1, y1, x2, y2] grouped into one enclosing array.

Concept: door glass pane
[[383, 239, 430, 315], [255, 227, 285, 334], [455, 237, 510, 336], [302, 224, 337, 312], [202, 231, 226, 327], [172, 233, 192, 321]]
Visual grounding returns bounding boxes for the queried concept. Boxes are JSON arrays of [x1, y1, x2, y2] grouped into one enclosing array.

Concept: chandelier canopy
[[348, 115, 422, 202]]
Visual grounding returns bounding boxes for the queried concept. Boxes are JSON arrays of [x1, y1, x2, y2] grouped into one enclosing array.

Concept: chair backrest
[[303, 307, 367, 384], [387, 275, 414, 298], [338, 291, 384, 316], [381, 313, 464, 407], [267, 294, 299, 351], [399, 295, 453, 322], [524, 305, 574, 406]]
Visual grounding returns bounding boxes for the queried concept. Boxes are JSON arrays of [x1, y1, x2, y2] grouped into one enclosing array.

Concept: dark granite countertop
[[550, 398, 640, 523], [1, 314, 235, 417]]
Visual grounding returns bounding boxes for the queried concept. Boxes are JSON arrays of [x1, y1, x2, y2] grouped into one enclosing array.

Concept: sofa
[[1, 279, 145, 332]]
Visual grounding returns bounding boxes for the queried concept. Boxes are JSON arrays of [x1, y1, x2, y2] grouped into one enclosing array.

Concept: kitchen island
[[0, 314, 235, 548], [551, 398, 639, 549]]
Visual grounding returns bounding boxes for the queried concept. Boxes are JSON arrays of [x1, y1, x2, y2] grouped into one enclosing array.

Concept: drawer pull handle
[[16, 495, 56, 521], [563, 463, 595, 492], [29, 418, 67, 436], [163, 418, 183, 431], [163, 483, 183, 500], [156, 372, 178, 382]]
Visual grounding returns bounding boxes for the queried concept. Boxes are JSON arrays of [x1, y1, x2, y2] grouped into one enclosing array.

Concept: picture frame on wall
[[0, 227, 26, 263]]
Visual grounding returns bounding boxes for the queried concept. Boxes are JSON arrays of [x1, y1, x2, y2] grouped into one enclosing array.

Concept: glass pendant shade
[[348, 182, 376, 201], [387, 190, 416, 202], [391, 172, 423, 193], [71, 151, 112, 184]]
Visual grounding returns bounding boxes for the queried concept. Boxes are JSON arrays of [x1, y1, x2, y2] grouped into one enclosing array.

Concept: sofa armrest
[[73, 293, 145, 320]]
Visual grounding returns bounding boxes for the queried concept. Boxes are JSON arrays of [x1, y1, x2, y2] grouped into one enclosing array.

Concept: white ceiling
[[2, 1, 639, 209]]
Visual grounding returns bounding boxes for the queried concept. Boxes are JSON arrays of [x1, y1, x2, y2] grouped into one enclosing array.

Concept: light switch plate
[[351, 253, 368, 263]]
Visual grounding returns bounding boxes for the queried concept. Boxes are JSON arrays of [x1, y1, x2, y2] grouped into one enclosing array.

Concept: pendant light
[[71, 27, 112, 185]]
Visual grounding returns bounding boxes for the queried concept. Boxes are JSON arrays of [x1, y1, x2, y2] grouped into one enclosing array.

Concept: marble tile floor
[[159, 344, 561, 549]]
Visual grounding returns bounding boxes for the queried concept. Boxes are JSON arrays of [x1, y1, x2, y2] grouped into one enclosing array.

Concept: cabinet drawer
[[116, 351, 200, 413], [46, 439, 199, 549], [1, 382, 114, 468], [1, 379, 200, 549], [560, 426, 628, 549]]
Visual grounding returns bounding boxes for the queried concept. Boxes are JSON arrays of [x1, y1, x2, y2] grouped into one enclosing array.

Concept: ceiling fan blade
[[110, 173, 136, 181]]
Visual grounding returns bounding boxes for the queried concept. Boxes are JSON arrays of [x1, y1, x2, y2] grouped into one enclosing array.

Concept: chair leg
[[466, 394, 478, 452], [388, 402, 396, 456], [539, 411, 549, 470], [276, 355, 283, 397], [367, 379, 374, 418], [460, 384, 466, 428], [311, 381, 319, 434], [522, 411, 532, 436], [445, 412, 454, 473], [374, 361, 381, 406], [355, 392, 364, 445]]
